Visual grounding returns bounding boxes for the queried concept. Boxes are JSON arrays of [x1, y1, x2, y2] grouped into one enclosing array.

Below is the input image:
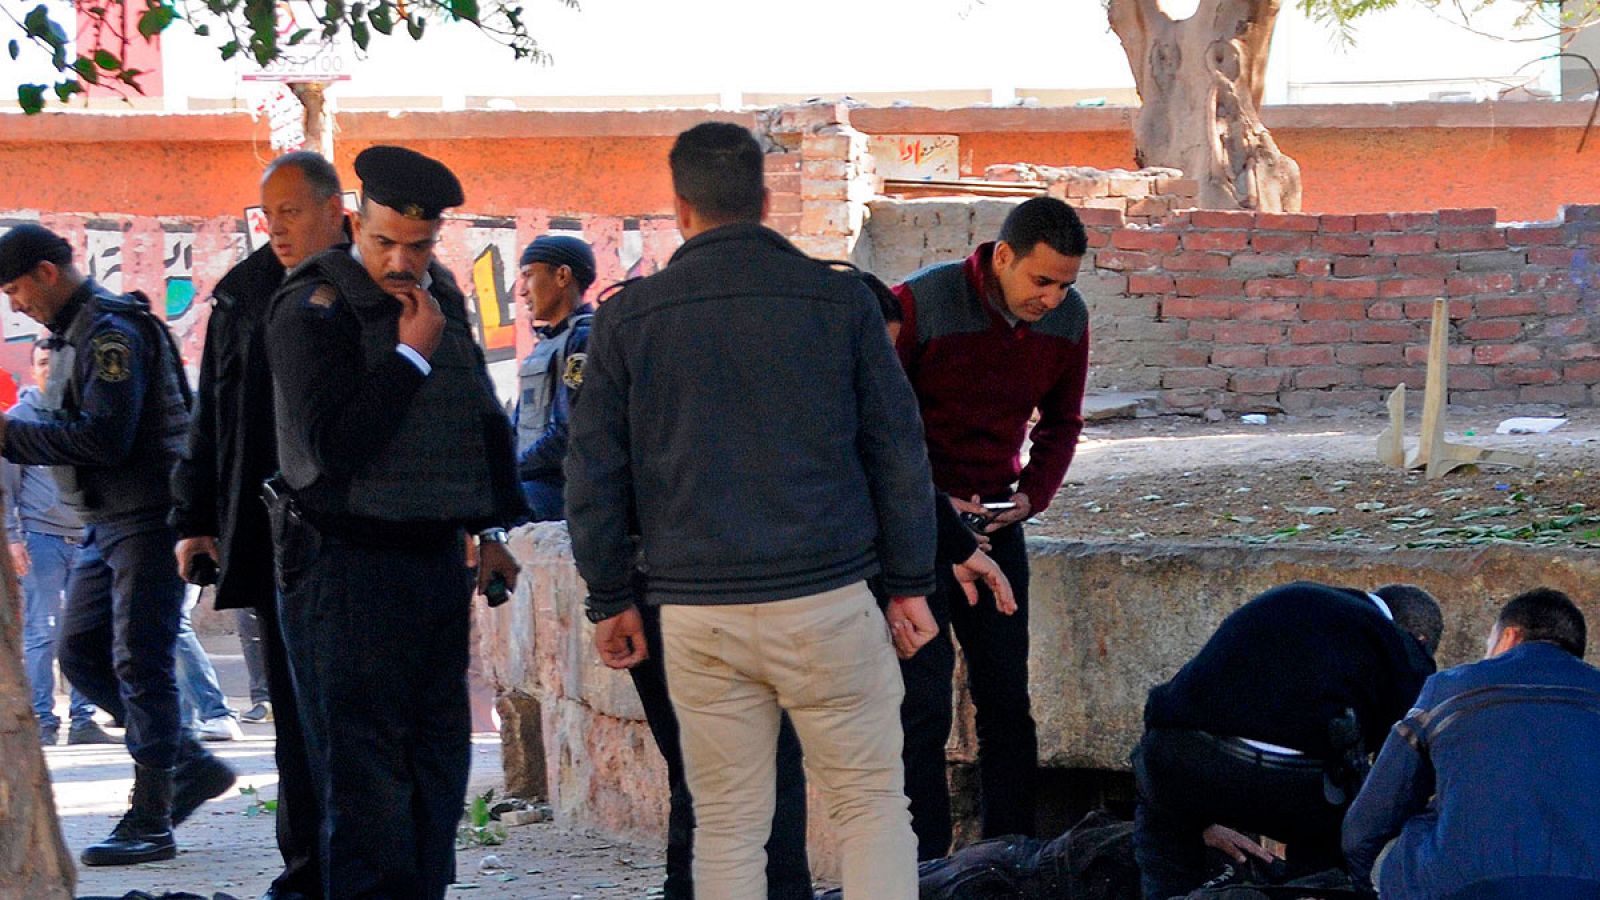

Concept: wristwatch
[[478, 527, 509, 545]]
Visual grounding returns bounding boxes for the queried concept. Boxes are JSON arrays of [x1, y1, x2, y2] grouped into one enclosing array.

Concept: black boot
[[81, 762, 178, 866], [173, 737, 237, 825]]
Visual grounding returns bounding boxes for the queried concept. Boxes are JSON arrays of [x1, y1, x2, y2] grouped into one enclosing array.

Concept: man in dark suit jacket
[[1133, 581, 1441, 900]]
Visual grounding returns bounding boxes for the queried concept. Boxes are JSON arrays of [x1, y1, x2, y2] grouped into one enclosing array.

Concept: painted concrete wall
[[476, 525, 1600, 874], [4, 103, 1595, 229]]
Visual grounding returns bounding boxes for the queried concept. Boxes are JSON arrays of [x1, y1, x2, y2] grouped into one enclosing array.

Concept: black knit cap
[[520, 235, 597, 290], [353, 146, 464, 220], [0, 224, 72, 284]]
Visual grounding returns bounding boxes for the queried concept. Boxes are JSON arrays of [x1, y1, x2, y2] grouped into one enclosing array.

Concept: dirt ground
[[1039, 405, 1600, 550], [52, 642, 670, 900]]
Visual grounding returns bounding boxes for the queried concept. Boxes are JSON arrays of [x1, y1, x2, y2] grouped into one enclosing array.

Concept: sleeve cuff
[[395, 343, 432, 376], [878, 572, 937, 598]]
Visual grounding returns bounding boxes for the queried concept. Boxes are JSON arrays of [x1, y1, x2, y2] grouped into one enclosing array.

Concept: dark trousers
[[59, 523, 186, 768], [1132, 728, 1347, 900], [943, 521, 1037, 840], [897, 577, 956, 860], [629, 601, 812, 900], [255, 593, 324, 899], [278, 520, 473, 900], [237, 607, 272, 706]]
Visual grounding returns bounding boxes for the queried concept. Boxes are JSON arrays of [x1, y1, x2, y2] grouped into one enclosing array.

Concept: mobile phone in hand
[[185, 553, 219, 587]]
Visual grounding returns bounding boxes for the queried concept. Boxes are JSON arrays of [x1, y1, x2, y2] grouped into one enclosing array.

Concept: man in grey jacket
[[566, 122, 939, 900], [3, 338, 116, 746]]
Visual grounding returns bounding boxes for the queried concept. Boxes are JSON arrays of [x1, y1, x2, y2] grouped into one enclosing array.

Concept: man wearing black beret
[[0, 223, 233, 866], [263, 146, 528, 899], [511, 233, 596, 521]]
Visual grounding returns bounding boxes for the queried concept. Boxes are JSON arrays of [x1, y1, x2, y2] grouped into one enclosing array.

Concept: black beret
[[0, 224, 72, 285], [520, 235, 597, 290], [353, 146, 464, 220]]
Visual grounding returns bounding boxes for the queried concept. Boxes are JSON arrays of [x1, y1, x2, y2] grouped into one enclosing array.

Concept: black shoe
[[173, 741, 237, 825], [39, 722, 59, 746], [81, 763, 177, 866], [240, 701, 274, 724], [68, 720, 123, 745]]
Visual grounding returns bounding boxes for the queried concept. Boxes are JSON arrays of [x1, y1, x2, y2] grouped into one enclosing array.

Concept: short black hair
[[997, 196, 1089, 259], [669, 123, 766, 225], [264, 151, 342, 201], [31, 336, 51, 352], [859, 272, 902, 324], [1498, 588, 1587, 658], [1375, 584, 1444, 656]]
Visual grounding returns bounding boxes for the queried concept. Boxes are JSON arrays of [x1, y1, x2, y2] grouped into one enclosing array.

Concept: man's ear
[[1490, 624, 1525, 657], [992, 241, 1014, 270], [673, 194, 695, 236]]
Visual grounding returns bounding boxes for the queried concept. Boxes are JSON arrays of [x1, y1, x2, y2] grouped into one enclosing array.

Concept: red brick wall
[[1086, 204, 1600, 413]]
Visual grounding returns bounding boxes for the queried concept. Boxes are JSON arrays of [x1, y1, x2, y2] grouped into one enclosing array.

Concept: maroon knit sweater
[[891, 244, 1089, 515]]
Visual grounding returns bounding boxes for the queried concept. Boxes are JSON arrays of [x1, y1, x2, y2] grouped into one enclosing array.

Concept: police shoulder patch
[[91, 331, 133, 383], [302, 283, 339, 313], [562, 352, 586, 390]]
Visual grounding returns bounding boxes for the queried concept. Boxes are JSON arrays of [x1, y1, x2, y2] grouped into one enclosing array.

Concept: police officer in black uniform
[[264, 147, 527, 900], [0, 224, 233, 867]]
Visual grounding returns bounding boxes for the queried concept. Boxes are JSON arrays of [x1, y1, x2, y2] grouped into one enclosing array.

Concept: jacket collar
[[535, 302, 595, 340], [668, 222, 804, 266], [47, 279, 96, 335]]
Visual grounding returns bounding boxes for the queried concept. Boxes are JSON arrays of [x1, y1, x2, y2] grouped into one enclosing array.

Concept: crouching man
[[1344, 588, 1600, 899], [1132, 581, 1441, 899]]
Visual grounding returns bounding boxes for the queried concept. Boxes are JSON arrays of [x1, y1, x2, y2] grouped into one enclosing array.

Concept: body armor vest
[[277, 252, 498, 522], [40, 282, 190, 522]]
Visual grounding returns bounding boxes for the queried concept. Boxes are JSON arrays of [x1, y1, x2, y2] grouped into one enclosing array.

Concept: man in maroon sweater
[[891, 196, 1089, 844]]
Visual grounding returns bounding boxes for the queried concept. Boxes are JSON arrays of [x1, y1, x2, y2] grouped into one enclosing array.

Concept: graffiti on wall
[[0, 212, 681, 408]]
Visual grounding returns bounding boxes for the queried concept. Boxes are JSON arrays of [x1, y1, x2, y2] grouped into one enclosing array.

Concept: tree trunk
[[0, 488, 75, 899], [290, 81, 334, 159], [1108, 0, 1303, 212]]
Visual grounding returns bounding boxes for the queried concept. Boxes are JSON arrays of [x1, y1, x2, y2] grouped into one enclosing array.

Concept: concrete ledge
[[0, 110, 259, 143], [851, 100, 1600, 134], [336, 108, 759, 141], [478, 525, 1600, 869]]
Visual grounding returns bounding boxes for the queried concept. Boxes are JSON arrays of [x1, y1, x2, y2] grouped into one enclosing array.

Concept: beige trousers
[[660, 582, 917, 899]]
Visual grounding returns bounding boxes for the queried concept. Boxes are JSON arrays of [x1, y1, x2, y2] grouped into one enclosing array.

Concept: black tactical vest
[[276, 251, 498, 523], [42, 281, 190, 523]]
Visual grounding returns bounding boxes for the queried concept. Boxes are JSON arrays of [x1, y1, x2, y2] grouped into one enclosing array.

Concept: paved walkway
[[45, 636, 669, 899]]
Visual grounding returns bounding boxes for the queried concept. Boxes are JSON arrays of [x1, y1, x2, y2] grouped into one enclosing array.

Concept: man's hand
[[174, 536, 218, 583], [477, 540, 520, 596], [9, 541, 28, 578], [954, 548, 1016, 615], [594, 606, 648, 669], [985, 492, 1031, 533], [1201, 824, 1279, 865], [395, 284, 445, 359], [886, 596, 938, 659]]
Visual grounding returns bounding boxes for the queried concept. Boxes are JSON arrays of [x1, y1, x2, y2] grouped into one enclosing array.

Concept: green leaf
[[17, 83, 46, 114], [219, 39, 241, 60], [449, 0, 479, 22], [369, 2, 394, 34], [350, 18, 370, 49], [93, 48, 121, 70], [287, 27, 313, 44], [137, 3, 176, 39], [54, 80, 84, 101], [7, 40, 17, 60], [193, 22, 209, 35], [405, 14, 424, 39], [72, 56, 101, 84]]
